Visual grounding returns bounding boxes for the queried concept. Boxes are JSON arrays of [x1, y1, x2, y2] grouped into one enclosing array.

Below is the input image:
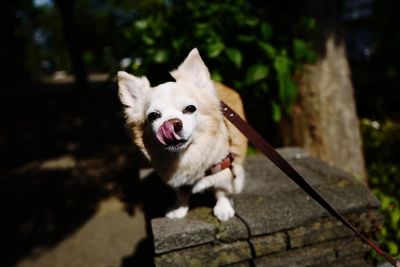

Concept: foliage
[[117, 0, 316, 124], [11, 0, 317, 124], [361, 119, 400, 260]]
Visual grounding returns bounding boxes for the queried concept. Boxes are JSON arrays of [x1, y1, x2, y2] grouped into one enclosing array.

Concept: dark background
[[1, 0, 399, 266]]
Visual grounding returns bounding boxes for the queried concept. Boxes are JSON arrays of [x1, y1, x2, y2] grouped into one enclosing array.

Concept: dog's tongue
[[156, 121, 181, 146]]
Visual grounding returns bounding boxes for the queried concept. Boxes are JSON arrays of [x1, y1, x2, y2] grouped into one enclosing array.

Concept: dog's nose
[[168, 118, 182, 133]]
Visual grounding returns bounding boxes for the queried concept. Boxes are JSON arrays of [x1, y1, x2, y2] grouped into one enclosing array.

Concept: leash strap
[[221, 101, 399, 266]]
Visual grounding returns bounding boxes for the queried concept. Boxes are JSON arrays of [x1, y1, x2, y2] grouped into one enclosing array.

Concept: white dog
[[118, 48, 247, 221]]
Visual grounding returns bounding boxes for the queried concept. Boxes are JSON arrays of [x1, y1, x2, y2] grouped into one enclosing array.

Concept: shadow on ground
[[0, 80, 220, 267], [0, 81, 149, 266], [120, 172, 217, 267]]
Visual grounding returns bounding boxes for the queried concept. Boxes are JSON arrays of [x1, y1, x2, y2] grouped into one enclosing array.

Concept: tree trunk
[[54, 0, 88, 89], [282, 36, 367, 184]]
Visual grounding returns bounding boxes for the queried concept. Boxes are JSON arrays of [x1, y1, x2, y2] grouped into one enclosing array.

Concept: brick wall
[[150, 148, 382, 267]]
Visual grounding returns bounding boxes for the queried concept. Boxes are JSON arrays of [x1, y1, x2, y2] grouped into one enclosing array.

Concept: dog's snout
[[168, 118, 182, 133]]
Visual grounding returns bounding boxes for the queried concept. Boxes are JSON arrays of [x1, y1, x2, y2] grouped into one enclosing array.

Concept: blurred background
[[1, 0, 399, 266]]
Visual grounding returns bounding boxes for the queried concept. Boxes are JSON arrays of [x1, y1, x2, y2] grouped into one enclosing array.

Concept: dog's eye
[[183, 105, 197, 114], [147, 111, 161, 122]]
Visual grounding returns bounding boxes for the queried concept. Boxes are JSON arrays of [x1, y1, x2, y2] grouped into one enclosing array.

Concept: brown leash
[[221, 101, 400, 266]]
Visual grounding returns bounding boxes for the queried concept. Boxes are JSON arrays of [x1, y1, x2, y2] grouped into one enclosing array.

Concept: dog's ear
[[170, 48, 213, 88], [118, 71, 149, 106], [118, 71, 149, 123]]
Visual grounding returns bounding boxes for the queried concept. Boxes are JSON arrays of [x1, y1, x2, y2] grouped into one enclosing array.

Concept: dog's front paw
[[213, 198, 235, 221], [166, 206, 189, 219], [192, 179, 212, 194]]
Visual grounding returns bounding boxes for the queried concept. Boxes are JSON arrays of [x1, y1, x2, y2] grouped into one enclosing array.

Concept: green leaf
[[233, 81, 243, 89], [293, 38, 317, 63], [246, 145, 257, 156], [305, 17, 317, 30], [284, 80, 297, 115], [172, 38, 185, 50], [245, 64, 269, 84], [391, 208, 400, 228], [225, 48, 242, 68], [194, 23, 210, 39], [274, 56, 295, 105], [142, 35, 155, 46], [134, 20, 149, 30], [260, 23, 273, 40], [387, 241, 399, 255], [274, 56, 291, 76], [153, 50, 169, 63], [237, 35, 256, 43], [293, 38, 307, 61], [287, 79, 297, 99], [207, 42, 224, 58], [271, 101, 282, 123], [244, 17, 259, 27], [380, 226, 388, 238], [305, 50, 318, 64], [381, 195, 391, 209], [258, 41, 276, 58], [211, 70, 223, 82]]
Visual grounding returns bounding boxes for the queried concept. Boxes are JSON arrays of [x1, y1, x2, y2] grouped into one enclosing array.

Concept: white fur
[[232, 164, 245, 193], [170, 48, 214, 89], [145, 82, 199, 150], [166, 206, 189, 219], [118, 48, 245, 221], [118, 71, 150, 123], [214, 191, 235, 221], [165, 188, 189, 219], [192, 169, 234, 194]]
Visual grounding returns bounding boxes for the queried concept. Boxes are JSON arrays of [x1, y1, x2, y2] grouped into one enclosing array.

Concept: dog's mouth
[[156, 121, 188, 149], [163, 139, 189, 152]]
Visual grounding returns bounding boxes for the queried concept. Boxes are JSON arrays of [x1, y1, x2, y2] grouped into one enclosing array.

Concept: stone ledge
[[224, 254, 372, 267], [233, 184, 379, 237], [310, 255, 373, 267], [151, 147, 381, 267], [187, 208, 249, 242], [154, 241, 252, 267], [253, 240, 336, 267], [250, 232, 287, 256], [253, 237, 370, 267], [152, 217, 216, 254], [288, 216, 352, 248], [153, 206, 250, 254]]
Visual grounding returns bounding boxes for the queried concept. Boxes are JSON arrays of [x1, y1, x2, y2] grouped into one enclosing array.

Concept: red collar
[[205, 153, 234, 175]]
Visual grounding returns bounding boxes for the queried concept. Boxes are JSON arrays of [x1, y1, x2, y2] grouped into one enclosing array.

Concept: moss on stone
[[154, 241, 251, 267]]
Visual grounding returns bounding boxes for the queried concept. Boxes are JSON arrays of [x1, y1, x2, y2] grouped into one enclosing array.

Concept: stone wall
[[150, 148, 382, 267]]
